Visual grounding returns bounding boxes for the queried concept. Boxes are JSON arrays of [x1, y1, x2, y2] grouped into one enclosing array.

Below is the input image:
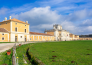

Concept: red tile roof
[[0, 28, 8, 33], [0, 18, 29, 25], [29, 32, 54, 36]]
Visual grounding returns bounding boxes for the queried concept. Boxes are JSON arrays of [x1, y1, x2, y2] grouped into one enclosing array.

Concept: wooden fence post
[[12, 43, 16, 65]]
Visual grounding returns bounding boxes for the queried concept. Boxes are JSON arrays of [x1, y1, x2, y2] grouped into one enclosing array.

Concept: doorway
[[15, 36, 17, 42], [25, 37, 26, 42]]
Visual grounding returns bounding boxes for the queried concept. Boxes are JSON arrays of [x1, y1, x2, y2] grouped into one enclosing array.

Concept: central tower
[[53, 24, 62, 30]]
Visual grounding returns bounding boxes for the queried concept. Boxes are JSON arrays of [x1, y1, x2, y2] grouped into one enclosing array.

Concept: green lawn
[[0, 40, 92, 65], [0, 49, 13, 65], [29, 40, 92, 65], [16, 44, 33, 65]]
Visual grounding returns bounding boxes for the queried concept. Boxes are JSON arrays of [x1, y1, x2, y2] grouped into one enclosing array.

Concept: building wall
[[0, 19, 55, 42], [54, 30, 58, 41], [0, 21, 10, 32], [18, 34, 25, 42], [10, 33, 15, 42], [46, 32, 54, 35], [69, 34, 74, 40], [70, 34, 73, 38], [8, 21, 30, 42], [61, 31, 70, 41], [30, 35, 34, 41], [0, 32, 9, 42], [46, 30, 71, 41], [69, 34, 79, 40], [29, 35, 55, 41], [39, 36, 43, 41], [79, 38, 92, 40], [34, 35, 39, 41], [9, 33, 30, 42], [12, 21, 29, 33]]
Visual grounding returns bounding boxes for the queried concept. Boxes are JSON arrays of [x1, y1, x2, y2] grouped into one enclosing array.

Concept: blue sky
[[0, 0, 92, 35]]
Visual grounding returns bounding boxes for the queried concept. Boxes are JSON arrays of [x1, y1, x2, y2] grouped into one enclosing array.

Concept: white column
[[10, 21, 12, 32], [38, 36, 39, 41], [33, 35, 34, 41], [8, 33, 9, 42]]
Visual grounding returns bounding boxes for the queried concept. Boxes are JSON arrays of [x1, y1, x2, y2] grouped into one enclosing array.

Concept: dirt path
[[0, 42, 35, 53]]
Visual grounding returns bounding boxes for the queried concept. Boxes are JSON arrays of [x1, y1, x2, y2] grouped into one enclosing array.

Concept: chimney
[[5, 17, 7, 21], [9, 16, 11, 19], [26, 21, 28, 23]]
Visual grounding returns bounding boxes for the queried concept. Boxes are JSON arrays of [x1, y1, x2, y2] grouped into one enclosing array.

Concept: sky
[[0, 0, 92, 35]]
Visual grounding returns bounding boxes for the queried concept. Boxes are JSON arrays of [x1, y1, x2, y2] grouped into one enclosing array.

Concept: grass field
[[0, 40, 92, 65], [29, 40, 92, 65], [16, 44, 32, 65], [0, 49, 13, 65]]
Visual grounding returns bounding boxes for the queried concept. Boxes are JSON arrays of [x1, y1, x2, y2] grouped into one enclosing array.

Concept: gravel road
[[0, 42, 35, 53]]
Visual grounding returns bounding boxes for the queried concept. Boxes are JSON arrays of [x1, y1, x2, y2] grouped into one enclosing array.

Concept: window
[[2, 33, 4, 35], [59, 34, 61, 36], [2, 37, 4, 40], [30, 38, 32, 40], [40, 38, 41, 40], [25, 29, 26, 33], [0, 24, 1, 25], [15, 23, 17, 25], [15, 27, 17, 32], [35, 38, 37, 40], [20, 36, 22, 38], [6, 23, 7, 24], [25, 25, 26, 26]]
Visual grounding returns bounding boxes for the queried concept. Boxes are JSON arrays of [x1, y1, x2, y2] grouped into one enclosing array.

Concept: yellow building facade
[[29, 32, 55, 41], [0, 16, 55, 42], [79, 37, 92, 40], [69, 34, 79, 40], [0, 28, 9, 42]]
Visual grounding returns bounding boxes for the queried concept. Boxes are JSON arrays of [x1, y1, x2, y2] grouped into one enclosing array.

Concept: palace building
[[45, 24, 79, 41], [0, 16, 81, 42], [0, 16, 55, 42]]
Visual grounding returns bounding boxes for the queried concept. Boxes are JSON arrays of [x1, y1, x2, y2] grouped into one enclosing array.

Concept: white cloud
[[86, 26, 92, 31], [11, 6, 80, 34], [55, 6, 76, 11], [82, 19, 92, 26], [74, 9, 87, 19], [11, 6, 61, 32], [64, 9, 88, 21], [9, 6, 92, 35], [0, 8, 9, 15], [30, 24, 54, 32], [11, 6, 61, 25]]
